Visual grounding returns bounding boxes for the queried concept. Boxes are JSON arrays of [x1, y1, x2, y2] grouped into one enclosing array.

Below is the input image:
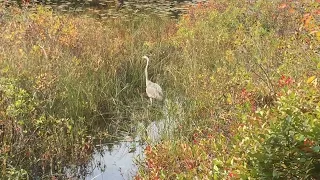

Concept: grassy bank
[[0, 0, 319, 179]]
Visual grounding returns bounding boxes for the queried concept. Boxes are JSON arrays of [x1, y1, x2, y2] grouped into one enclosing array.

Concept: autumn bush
[[249, 78, 320, 179], [137, 77, 320, 179], [0, 77, 94, 179]]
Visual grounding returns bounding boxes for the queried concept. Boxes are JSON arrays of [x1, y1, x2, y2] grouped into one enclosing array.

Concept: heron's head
[[142, 56, 149, 61]]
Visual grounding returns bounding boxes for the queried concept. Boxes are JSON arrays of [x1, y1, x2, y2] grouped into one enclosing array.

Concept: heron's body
[[143, 56, 163, 104]]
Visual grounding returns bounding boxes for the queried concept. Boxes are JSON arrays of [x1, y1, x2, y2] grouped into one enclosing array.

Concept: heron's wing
[[146, 81, 163, 100], [151, 82, 163, 96]]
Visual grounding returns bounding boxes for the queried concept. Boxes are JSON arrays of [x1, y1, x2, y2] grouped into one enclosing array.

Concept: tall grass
[[0, 5, 179, 119]]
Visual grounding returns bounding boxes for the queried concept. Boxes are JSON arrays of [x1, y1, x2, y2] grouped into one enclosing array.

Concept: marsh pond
[[5, 0, 204, 18]]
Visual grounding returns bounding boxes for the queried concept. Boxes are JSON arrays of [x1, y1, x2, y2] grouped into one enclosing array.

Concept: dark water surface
[[66, 134, 145, 180], [64, 121, 166, 180], [3, 0, 205, 19]]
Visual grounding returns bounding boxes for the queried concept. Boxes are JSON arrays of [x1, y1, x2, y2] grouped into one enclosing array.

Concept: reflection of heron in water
[[142, 56, 163, 104]]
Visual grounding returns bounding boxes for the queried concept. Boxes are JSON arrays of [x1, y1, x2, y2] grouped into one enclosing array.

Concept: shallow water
[[84, 137, 144, 180], [78, 115, 174, 179], [79, 120, 165, 180], [71, 100, 180, 180]]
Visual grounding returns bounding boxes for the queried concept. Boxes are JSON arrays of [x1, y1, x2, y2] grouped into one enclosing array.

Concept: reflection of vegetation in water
[[6, 0, 200, 19]]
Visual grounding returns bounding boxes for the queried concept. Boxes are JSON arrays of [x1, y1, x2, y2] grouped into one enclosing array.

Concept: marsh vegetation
[[0, 0, 319, 179]]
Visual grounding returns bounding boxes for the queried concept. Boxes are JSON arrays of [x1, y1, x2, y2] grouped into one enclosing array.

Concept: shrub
[[249, 78, 320, 179], [0, 77, 93, 179]]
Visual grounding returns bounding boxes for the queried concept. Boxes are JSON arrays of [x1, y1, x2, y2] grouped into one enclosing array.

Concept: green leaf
[[272, 169, 279, 178], [213, 159, 222, 166], [299, 158, 306, 162], [295, 134, 305, 141], [312, 146, 320, 153], [213, 165, 219, 172], [18, 120, 24, 125], [213, 173, 218, 180]]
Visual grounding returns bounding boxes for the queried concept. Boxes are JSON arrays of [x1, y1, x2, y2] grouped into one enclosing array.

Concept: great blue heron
[[143, 56, 163, 104]]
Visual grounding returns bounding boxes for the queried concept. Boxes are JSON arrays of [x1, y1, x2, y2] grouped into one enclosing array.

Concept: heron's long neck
[[145, 59, 149, 86]]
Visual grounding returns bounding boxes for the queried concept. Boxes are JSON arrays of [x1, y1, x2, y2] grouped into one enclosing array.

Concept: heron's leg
[[150, 98, 152, 105]]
